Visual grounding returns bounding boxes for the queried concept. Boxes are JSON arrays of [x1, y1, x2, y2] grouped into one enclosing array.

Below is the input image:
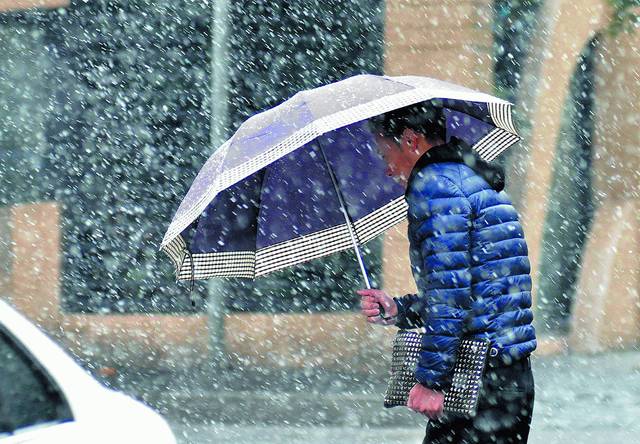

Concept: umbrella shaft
[[318, 142, 371, 290], [339, 206, 371, 289]]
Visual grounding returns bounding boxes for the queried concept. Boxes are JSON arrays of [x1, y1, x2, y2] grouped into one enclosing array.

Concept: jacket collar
[[406, 136, 505, 193]]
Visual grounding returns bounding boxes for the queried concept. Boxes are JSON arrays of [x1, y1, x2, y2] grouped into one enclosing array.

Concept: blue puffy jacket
[[394, 137, 537, 391]]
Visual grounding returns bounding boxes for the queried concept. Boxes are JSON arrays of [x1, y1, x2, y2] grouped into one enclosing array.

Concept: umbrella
[[160, 74, 520, 289]]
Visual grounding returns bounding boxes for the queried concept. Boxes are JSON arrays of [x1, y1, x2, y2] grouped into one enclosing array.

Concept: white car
[[0, 300, 176, 444]]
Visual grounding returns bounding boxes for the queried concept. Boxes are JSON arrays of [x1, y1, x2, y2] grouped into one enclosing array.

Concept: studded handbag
[[383, 329, 490, 417]]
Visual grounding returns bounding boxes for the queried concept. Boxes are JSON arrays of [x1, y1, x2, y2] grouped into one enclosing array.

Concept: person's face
[[374, 129, 420, 186]]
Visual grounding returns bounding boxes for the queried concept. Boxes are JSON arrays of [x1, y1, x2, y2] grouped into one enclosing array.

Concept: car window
[[0, 328, 73, 435]]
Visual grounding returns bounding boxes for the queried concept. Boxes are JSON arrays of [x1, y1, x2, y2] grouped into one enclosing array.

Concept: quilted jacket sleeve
[[405, 173, 473, 391], [393, 294, 423, 329]]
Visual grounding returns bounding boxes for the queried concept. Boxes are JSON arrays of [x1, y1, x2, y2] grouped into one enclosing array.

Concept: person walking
[[359, 103, 537, 443]]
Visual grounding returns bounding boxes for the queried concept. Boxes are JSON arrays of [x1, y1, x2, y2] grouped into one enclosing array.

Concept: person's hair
[[369, 102, 445, 143]]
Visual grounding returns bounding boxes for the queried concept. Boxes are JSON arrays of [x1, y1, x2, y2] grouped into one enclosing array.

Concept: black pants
[[423, 356, 534, 444]]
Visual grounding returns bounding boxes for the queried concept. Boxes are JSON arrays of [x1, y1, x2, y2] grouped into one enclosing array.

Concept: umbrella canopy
[[161, 74, 520, 282]]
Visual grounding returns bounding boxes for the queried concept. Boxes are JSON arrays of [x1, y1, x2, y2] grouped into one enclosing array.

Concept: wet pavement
[[117, 350, 640, 443]]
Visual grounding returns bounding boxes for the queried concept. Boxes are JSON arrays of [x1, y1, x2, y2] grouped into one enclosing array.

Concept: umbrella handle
[[317, 140, 372, 290]]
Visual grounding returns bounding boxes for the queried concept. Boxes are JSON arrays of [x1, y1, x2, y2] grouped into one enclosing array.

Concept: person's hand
[[407, 383, 444, 420], [357, 289, 398, 325]]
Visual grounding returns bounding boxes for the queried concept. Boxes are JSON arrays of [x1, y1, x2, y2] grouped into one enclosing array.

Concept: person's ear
[[400, 128, 420, 152]]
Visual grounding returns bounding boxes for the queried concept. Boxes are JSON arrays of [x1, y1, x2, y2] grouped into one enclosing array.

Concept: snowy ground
[[170, 423, 638, 444], [164, 350, 640, 444]]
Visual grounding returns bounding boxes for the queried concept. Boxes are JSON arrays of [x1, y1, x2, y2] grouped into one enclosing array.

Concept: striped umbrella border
[[477, 102, 521, 161], [163, 196, 409, 281]]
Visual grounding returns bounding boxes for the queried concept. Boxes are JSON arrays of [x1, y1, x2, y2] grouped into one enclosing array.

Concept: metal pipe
[[207, 0, 231, 368]]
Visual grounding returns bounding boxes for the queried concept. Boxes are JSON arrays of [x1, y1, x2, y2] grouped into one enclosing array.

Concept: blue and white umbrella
[[160, 74, 519, 286]]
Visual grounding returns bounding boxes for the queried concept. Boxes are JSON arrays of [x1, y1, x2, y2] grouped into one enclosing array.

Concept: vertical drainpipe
[[207, 0, 230, 368]]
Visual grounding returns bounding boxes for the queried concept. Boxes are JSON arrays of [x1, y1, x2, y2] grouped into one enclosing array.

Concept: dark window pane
[[0, 329, 73, 434]]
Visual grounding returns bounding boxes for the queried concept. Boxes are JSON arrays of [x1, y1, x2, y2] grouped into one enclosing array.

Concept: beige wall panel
[[388, 2, 492, 28], [0, 0, 68, 11], [224, 312, 396, 373], [384, 45, 493, 88], [0, 207, 11, 303], [381, 221, 417, 297], [9, 202, 62, 332], [386, 27, 491, 51], [569, 29, 640, 352], [590, 33, 640, 197], [569, 199, 640, 352], [519, 0, 610, 302], [62, 314, 210, 367], [4, 201, 211, 370], [224, 313, 361, 369]]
